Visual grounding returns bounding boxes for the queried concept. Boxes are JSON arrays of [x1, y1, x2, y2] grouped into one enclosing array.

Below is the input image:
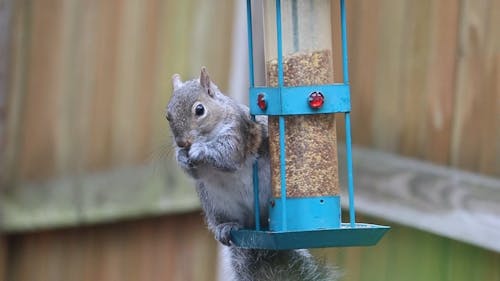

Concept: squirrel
[[166, 67, 339, 281]]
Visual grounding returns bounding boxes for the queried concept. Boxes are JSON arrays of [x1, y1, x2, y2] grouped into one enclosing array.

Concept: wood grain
[[319, 214, 500, 281], [0, 10, 13, 280], [423, 0, 460, 165], [1, 162, 198, 232], [111, 0, 144, 166], [2, 0, 30, 189], [398, 0, 433, 158], [86, 0, 120, 171], [0, 0, 13, 188], [348, 0, 380, 147], [370, 0, 407, 151], [53, 0, 84, 178], [451, 0, 500, 175], [4, 213, 217, 281], [340, 146, 500, 252], [18, 0, 62, 180], [3, 0, 498, 183], [2, 0, 236, 182], [135, 0, 161, 165], [475, 0, 500, 175]]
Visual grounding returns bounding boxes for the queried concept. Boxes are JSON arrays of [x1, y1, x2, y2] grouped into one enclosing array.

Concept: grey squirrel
[[166, 67, 339, 281]]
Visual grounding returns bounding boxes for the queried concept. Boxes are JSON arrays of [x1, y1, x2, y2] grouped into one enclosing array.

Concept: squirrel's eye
[[195, 104, 205, 116]]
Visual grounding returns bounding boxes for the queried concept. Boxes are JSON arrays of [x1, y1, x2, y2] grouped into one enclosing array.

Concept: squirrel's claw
[[215, 222, 240, 246], [176, 147, 201, 178], [176, 148, 191, 168]]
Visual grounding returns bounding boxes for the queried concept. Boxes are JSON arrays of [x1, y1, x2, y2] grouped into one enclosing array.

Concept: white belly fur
[[198, 157, 271, 225]]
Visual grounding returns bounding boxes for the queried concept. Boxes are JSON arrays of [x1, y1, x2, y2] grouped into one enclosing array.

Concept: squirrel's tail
[[227, 247, 340, 281]]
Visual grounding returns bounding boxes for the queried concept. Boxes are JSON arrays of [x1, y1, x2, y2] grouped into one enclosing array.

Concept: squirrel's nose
[[176, 139, 191, 148]]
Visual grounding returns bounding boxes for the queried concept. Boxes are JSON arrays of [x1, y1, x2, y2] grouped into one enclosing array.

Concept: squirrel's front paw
[[188, 142, 207, 166], [176, 148, 193, 169], [214, 222, 240, 246]]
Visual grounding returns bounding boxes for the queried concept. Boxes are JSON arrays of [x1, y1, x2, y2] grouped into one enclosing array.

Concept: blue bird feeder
[[231, 0, 389, 250]]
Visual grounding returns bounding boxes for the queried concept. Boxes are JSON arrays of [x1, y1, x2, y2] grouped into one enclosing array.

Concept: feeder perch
[[231, 0, 389, 250]]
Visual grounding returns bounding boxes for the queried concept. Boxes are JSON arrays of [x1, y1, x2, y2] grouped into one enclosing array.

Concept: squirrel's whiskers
[[147, 136, 176, 177]]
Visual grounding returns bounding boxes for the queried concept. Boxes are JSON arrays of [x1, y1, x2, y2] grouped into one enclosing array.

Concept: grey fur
[[231, 248, 340, 281], [166, 68, 338, 281]]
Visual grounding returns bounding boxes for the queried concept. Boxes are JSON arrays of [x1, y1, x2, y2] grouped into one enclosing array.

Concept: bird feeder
[[231, 0, 389, 250]]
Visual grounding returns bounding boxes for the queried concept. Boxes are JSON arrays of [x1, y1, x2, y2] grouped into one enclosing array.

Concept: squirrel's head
[[166, 67, 228, 148]]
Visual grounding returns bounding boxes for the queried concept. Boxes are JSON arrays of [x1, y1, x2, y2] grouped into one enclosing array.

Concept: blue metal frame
[[246, 0, 261, 231], [234, 0, 389, 250], [250, 84, 351, 115], [269, 196, 341, 231], [275, 0, 289, 232], [340, 0, 357, 228]]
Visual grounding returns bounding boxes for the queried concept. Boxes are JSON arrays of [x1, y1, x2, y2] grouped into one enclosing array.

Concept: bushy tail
[[228, 247, 340, 281]]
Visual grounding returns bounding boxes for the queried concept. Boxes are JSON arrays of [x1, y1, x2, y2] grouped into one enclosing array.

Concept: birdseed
[[266, 49, 340, 198]]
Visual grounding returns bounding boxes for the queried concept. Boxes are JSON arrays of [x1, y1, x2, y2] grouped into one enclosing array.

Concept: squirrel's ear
[[172, 74, 183, 90], [200, 67, 214, 97]]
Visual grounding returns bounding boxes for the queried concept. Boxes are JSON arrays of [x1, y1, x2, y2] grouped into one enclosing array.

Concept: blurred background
[[0, 0, 499, 280]]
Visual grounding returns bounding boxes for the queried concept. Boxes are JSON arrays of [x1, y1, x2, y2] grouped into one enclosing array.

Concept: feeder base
[[231, 223, 390, 250]]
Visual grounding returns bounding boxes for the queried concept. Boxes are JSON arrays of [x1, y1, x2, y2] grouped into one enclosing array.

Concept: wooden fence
[[342, 0, 499, 176], [1, 0, 499, 280], [4, 214, 217, 281], [3, 0, 235, 184], [1, 0, 234, 280]]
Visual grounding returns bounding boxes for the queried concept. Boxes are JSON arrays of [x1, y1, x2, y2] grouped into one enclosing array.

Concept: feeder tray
[[232, 224, 390, 250]]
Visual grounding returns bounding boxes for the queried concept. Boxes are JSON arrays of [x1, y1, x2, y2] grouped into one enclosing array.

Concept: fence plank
[[476, 0, 500, 175], [150, 0, 173, 154], [111, 0, 144, 166], [343, 146, 500, 252], [53, 0, 80, 177], [451, 0, 500, 175], [135, 0, 162, 164], [0, 0, 13, 189], [320, 215, 500, 281], [85, 0, 120, 171], [348, 0, 380, 147], [18, 0, 65, 180], [423, 0, 460, 165], [5, 214, 217, 281], [1, 163, 197, 232], [370, 0, 407, 151], [2, 0, 30, 188], [398, 0, 433, 158], [1, 6, 14, 278]]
